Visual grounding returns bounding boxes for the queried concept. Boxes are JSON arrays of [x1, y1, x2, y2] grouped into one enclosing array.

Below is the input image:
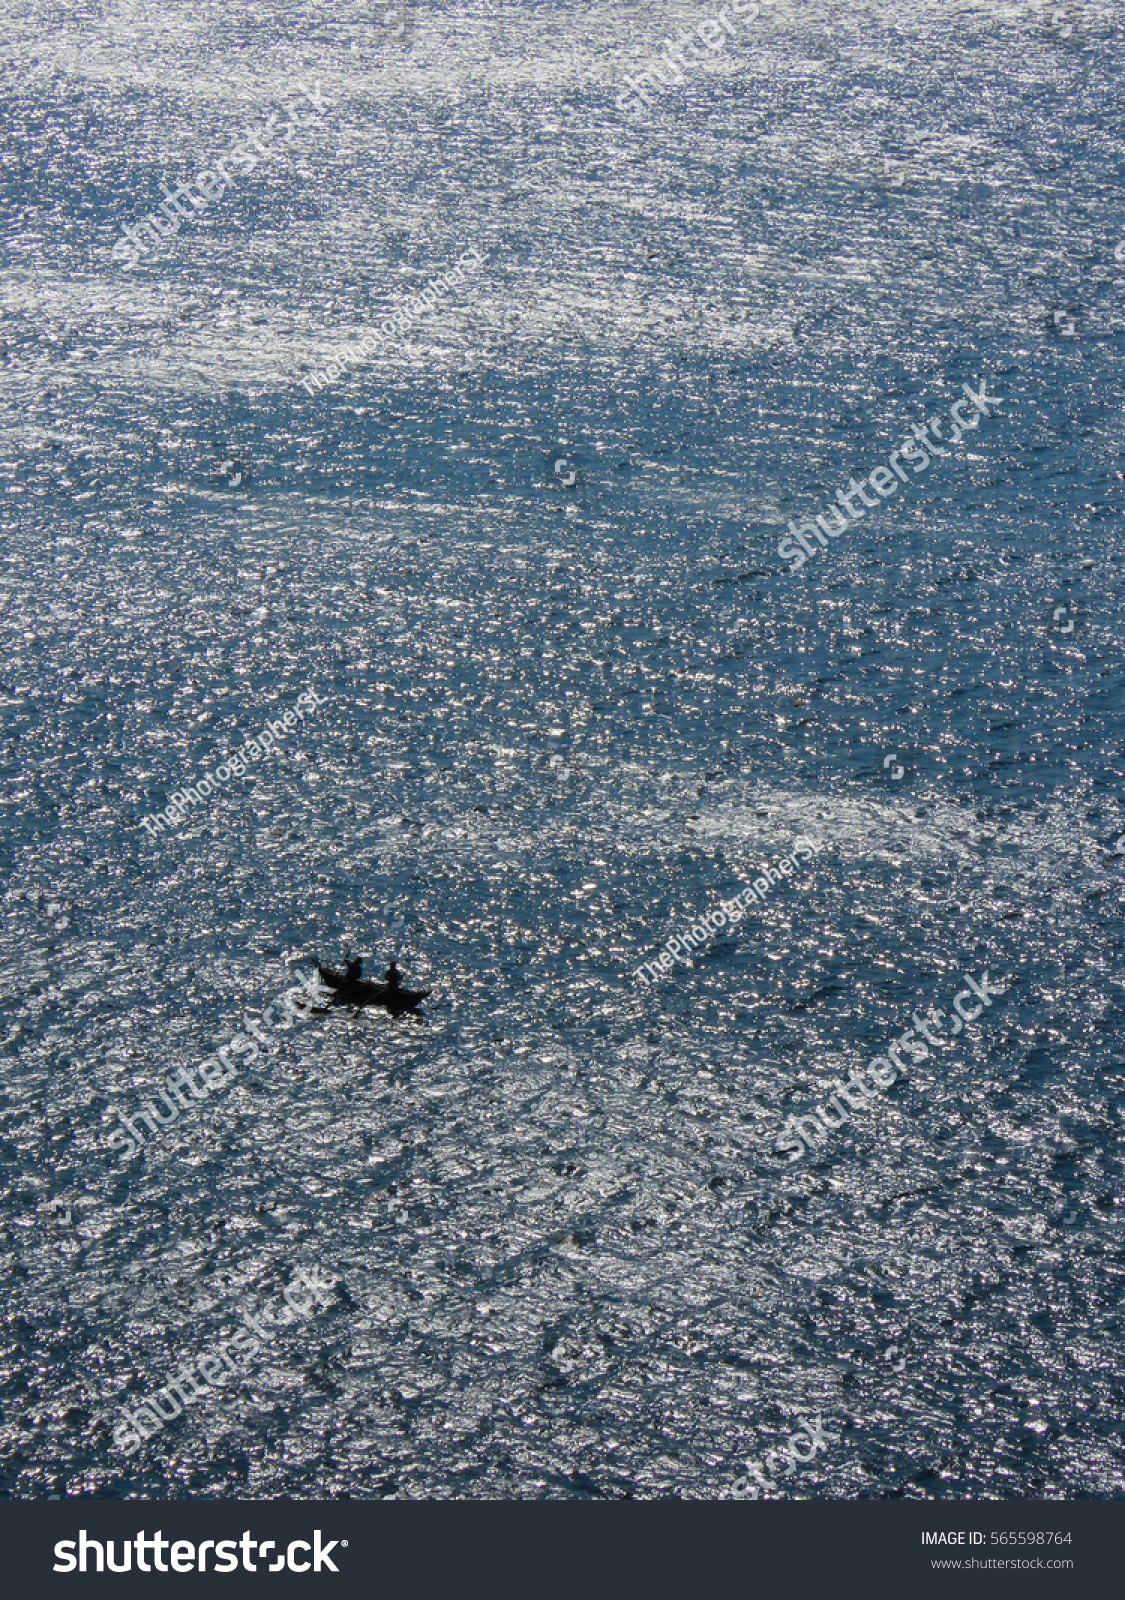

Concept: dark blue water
[[2, 0, 1123, 1500]]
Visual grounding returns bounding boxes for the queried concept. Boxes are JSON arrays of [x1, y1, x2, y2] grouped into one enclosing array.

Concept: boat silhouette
[[313, 960, 430, 1017]]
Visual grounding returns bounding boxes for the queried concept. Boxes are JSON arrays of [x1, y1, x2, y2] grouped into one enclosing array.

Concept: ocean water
[[1, 0, 1124, 1500]]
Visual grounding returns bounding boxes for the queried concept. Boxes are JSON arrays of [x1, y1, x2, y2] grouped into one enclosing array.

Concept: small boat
[[314, 961, 430, 1017]]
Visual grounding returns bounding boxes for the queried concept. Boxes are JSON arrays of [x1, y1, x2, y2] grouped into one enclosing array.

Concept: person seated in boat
[[383, 959, 401, 991], [345, 956, 362, 983]]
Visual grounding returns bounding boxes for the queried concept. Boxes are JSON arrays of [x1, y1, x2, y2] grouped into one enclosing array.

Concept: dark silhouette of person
[[345, 956, 362, 983], [383, 959, 401, 991]]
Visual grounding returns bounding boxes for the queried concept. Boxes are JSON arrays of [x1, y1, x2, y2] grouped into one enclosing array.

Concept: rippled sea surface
[[2, 0, 1124, 1500]]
